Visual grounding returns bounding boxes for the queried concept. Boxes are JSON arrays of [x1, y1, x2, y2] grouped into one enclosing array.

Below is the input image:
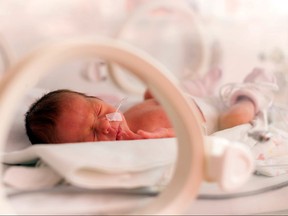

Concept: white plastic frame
[[0, 38, 205, 214], [109, 0, 212, 94], [0, 34, 14, 73]]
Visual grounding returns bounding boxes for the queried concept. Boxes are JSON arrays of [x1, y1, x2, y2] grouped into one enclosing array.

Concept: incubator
[[0, 0, 288, 215]]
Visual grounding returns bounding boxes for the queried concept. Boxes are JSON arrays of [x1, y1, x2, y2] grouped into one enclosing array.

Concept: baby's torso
[[124, 99, 172, 132]]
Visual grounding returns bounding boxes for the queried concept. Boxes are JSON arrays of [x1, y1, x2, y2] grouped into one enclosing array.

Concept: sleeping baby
[[25, 68, 278, 144]]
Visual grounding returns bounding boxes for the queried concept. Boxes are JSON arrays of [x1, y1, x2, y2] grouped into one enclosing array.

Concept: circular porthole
[[0, 38, 204, 214], [109, 1, 215, 94]]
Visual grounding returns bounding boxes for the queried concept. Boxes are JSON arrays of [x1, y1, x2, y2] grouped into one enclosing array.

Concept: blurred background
[[0, 0, 288, 93], [1, 1, 288, 214]]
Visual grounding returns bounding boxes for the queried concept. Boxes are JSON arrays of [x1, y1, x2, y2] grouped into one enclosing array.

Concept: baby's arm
[[117, 128, 175, 140], [136, 128, 175, 139], [218, 97, 256, 130]]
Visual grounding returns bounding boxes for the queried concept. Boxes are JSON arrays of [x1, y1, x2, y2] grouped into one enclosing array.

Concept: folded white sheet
[[4, 123, 288, 192], [3, 138, 176, 190], [3, 165, 63, 190]]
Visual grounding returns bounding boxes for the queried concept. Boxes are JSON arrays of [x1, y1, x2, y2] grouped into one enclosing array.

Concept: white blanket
[[4, 123, 288, 191], [3, 138, 176, 190]]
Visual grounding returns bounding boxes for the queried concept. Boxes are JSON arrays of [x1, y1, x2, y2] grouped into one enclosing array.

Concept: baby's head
[[25, 89, 129, 144], [25, 89, 86, 144]]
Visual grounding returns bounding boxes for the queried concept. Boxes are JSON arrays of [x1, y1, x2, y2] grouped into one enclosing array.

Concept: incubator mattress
[[5, 173, 288, 215]]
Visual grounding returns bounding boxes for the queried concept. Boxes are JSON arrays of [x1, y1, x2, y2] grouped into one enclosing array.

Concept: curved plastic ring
[[0, 38, 205, 214], [0, 35, 14, 73], [109, 0, 211, 94]]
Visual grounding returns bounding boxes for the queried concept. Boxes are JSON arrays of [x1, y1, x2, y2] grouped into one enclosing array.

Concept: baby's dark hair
[[25, 89, 86, 144]]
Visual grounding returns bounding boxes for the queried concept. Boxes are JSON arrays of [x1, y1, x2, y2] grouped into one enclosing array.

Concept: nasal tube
[[105, 97, 128, 122]]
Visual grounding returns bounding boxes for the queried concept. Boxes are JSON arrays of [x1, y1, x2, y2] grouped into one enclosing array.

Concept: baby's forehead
[[65, 92, 101, 100], [62, 92, 103, 106], [58, 93, 88, 108], [55, 92, 104, 113]]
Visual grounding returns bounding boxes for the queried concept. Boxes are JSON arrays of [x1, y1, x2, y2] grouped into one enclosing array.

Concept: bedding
[[3, 139, 176, 190], [5, 120, 288, 192], [5, 172, 288, 215]]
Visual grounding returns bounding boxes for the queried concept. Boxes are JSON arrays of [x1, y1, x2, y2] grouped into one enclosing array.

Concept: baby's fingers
[[136, 130, 154, 139], [137, 128, 170, 139]]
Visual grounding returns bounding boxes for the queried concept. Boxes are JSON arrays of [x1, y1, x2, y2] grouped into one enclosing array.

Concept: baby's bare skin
[[124, 99, 172, 134], [54, 90, 256, 143], [55, 93, 176, 143]]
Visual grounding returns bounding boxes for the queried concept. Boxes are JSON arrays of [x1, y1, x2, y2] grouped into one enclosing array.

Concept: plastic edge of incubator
[[0, 38, 205, 215]]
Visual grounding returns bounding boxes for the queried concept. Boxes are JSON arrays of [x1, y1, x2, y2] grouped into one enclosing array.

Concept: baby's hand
[[137, 128, 175, 139], [118, 130, 142, 140]]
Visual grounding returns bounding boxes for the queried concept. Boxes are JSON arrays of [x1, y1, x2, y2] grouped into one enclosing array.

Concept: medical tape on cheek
[[106, 112, 122, 121], [105, 97, 128, 122]]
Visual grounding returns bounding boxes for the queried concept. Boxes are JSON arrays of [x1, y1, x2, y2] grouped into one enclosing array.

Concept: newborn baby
[[25, 68, 277, 144], [25, 89, 179, 143]]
